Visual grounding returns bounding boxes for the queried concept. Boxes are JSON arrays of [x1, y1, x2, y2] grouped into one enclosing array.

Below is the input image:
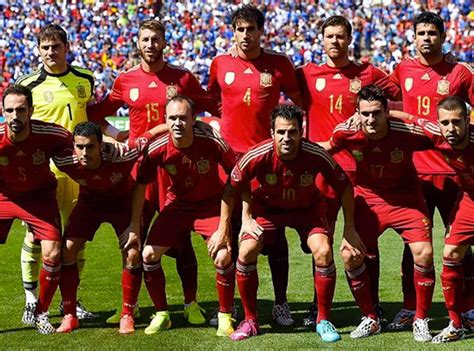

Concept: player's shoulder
[[0, 122, 5, 136], [333, 121, 359, 135], [15, 68, 45, 88], [165, 62, 193, 75], [212, 52, 233, 62], [30, 120, 70, 138], [148, 133, 170, 153], [300, 139, 338, 165], [388, 117, 425, 135], [69, 65, 94, 83], [119, 64, 141, 77], [194, 126, 230, 151], [453, 61, 474, 75], [238, 139, 274, 168], [262, 49, 294, 64]]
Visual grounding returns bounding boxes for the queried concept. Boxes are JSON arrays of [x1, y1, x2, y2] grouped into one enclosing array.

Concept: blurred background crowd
[[0, 0, 472, 100]]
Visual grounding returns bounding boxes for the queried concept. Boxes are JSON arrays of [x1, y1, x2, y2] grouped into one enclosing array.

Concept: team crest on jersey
[[165, 164, 177, 176], [404, 78, 413, 92], [76, 84, 87, 99], [129, 88, 139, 102], [43, 90, 54, 103], [352, 150, 363, 162], [265, 173, 277, 185], [0, 156, 8, 166], [32, 150, 46, 165], [315, 78, 326, 91], [224, 72, 235, 85], [260, 73, 272, 87], [436, 80, 450, 95], [349, 78, 362, 93], [300, 174, 313, 187], [391, 149, 403, 163], [109, 172, 123, 184], [197, 160, 210, 174], [166, 86, 178, 100]]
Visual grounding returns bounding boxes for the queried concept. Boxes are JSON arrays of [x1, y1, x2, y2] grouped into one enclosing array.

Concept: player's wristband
[[104, 123, 121, 139]]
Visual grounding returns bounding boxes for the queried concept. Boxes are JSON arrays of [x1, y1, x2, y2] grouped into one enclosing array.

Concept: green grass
[[0, 216, 472, 350]]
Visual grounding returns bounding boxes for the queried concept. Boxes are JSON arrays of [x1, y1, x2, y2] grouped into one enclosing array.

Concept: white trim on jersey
[[301, 140, 338, 169], [238, 142, 274, 170]]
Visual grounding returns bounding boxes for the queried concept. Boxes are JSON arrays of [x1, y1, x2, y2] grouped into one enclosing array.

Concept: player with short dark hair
[[377, 11, 474, 331], [208, 4, 303, 328], [52, 121, 161, 334], [0, 86, 73, 334], [15, 23, 98, 323], [215, 104, 362, 342], [296, 14, 389, 327], [415, 96, 473, 343], [87, 19, 218, 325], [126, 96, 236, 336], [320, 85, 436, 341]]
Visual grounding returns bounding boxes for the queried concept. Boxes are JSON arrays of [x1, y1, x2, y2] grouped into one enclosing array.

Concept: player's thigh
[[392, 202, 432, 246], [445, 192, 474, 248], [354, 196, 383, 253]]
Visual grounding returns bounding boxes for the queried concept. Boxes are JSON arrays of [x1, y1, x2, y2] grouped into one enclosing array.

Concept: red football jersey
[[53, 136, 153, 202], [87, 63, 219, 141], [417, 118, 474, 196], [137, 128, 235, 203], [379, 56, 474, 174], [230, 139, 347, 210], [330, 118, 432, 203], [0, 121, 72, 197], [208, 50, 300, 153], [297, 62, 388, 171]]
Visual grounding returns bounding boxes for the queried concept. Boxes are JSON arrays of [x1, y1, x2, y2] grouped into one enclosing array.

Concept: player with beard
[[296, 15, 389, 326], [414, 96, 473, 342], [377, 12, 474, 331], [0, 86, 73, 334], [208, 4, 302, 328], [87, 19, 218, 325]]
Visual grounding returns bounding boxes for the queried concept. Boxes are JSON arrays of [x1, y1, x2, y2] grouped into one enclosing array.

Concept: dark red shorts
[[240, 202, 329, 245], [145, 199, 220, 248], [445, 192, 474, 247], [419, 174, 460, 225], [354, 195, 432, 253], [316, 171, 355, 223], [64, 198, 131, 246], [0, 192, 61, 243]]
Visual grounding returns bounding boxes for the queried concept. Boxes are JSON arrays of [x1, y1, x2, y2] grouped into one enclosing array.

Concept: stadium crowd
[[0, 0, 473, 99]]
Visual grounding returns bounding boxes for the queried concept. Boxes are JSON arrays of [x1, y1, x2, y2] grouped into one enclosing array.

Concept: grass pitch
[[0, 216, 472, 350]]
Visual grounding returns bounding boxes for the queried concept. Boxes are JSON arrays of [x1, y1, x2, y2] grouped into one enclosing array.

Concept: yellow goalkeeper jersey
[[16, 65, 95, 132]]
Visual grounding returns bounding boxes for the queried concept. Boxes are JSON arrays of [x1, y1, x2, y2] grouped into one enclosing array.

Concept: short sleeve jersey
[[417, 118, 474, 196], [208, 50, 300, 154], [329, 117, 432, 203], [230, 139, 348, 210], [296, 61, 388, 171], [137, 128, 235, 203], [0, 120, 72, 197], [379, 56, 474, 174], [16, 66, 94, 133], [87, 64, 218, 141]]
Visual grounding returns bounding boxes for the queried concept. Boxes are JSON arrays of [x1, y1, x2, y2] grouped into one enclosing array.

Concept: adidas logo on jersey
[[148, 81, 158, 88], [16, 150, 26, 157], [244, 68, 253, 74], [421, 74, 430, 80], [333, 73, 342, 79], [372, 147, 382, 153]]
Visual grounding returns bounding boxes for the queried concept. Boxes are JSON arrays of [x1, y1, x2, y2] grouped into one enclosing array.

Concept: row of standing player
[[6, 4, 473, 342]]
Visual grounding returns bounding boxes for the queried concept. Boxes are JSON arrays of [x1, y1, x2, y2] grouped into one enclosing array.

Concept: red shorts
[[0, 192, 61, 243], [355, 195, 432, 253], [240, 202, 329, 245], [316, 171, 355, 223], [146, 199, 220, 248], [64, 197, 131, 247], [419, 174, 460, 225], [445, 192, 474, 246]]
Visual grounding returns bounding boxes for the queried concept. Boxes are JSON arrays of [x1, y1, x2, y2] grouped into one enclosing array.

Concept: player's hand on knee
[[121, 224, 141, 251], [240, 217, 263, 242], [208, 228, 230, 259], [341, 226, 366, 257]]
